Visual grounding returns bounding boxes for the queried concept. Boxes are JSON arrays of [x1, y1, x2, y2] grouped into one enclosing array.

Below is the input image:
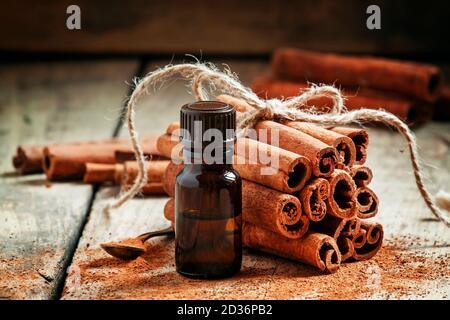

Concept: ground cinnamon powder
[[62, 235, 449, 300]]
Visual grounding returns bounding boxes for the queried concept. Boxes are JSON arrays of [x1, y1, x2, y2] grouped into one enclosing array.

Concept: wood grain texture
[[62, 61, 449, 299], [0, 60, 137, 299], [1, 0, 449, 55]]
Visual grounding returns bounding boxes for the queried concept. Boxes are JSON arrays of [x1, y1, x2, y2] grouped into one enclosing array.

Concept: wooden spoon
[[101, 226, 174, 260]]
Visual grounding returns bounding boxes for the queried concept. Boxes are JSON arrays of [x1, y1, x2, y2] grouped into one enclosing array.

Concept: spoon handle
[[137, 226, 174, 242]]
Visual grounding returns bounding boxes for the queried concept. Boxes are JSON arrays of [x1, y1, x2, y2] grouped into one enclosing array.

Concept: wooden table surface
[[0, 59, 449, 300]]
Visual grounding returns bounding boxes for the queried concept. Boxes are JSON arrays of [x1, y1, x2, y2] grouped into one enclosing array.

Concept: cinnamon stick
[[271, 48, 442, 102], [310, 214, 360, 239], [354, 187, 379, 219], [329, 127, 369, 165], [243, 223, 341, 273], [252, 76, 433, 123], [351, 221, 384, 261], [326, 169, 357, 219], [336, 236, 355, 262], [83, 163, 123, 184], [297, 178, 329, 222], [156, 134, 183, 160], [43, 137, 159, 181], [255, 121, 339, 177], [234, 138, 312, 193], [163, 162, 309, 239], [349, 166, 378, 219], [121, 160, 169, 195], [12, 145, 44, 174], [284, 121, 356, 167]]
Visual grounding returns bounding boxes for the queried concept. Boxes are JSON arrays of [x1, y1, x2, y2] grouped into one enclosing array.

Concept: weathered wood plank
[[1, 0, 450, 56], [62, 61, 449, 300], [0, 60, 138, 299]]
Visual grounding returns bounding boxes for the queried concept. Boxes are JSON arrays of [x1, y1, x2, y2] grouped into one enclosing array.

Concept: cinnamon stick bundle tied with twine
[[104, 62, 450, 228]]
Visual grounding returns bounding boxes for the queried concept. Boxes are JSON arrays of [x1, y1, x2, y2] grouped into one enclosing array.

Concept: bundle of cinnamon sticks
[[252, 48, 450, 124], [160, 95, 383, 274]]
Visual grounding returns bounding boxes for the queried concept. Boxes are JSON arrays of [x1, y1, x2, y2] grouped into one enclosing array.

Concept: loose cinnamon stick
[[272, 48, 442, 102], [297, 178, 329, 222], [235, 138, 312, 193], [243, 223, 341, 273], [163, 162, 309, 239], [43, 137, 159, 181], [83, 163, 123, 184], [327, 169, 357, 219], [329, 127, 369, 165], [121, 160, 169, 195], [352, 221, 384, 261], [255, 121, 339, 177], [252, 76, 433, 123], [285, 121, 356, 167], [12, 145, 45, 174]]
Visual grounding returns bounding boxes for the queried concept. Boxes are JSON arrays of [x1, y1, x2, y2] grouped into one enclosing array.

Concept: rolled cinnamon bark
[[297, 178, 329, 222], [284, 121, 356, 167], [336, 236, 355, 262], [255, 121, 339, 177], [162, 161, 183, 197], [163, 198, 175, 222], [43, 137, 159, 181], [310, 214, 360, 239], [352, 221, 384, 261], [349, 166, 373, 187], [327, 169, 357, 219], [162, 162, 308, 239], [271, 48, 442, 102], [354, 187, 379, 219], [235, 138, 312, 193], [13, 145, 45, 174], [329, 127, 369, 165], [252, 76, 432, 123], [83, 163, 123, 184], [243, 223, 341, 273], [156, 134, 183, 161], [352, 229, 367, 250], [121, 160, 169, 195], [242, 180, 309, 239]]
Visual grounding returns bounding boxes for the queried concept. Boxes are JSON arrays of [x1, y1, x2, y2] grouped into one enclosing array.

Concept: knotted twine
[[103, 62, 450, 228]]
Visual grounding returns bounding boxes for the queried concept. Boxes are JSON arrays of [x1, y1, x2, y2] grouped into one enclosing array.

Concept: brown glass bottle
[[175, 101, 242, 279]]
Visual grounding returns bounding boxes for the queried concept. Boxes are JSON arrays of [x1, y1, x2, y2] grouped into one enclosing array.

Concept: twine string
[[103, 63, 450, 228]]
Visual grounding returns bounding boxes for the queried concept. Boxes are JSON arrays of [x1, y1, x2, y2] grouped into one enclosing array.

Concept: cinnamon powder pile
[[62, 236, 449, 300]]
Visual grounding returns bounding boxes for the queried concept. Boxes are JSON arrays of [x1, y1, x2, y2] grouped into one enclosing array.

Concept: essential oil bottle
[[175, 101, 242, 279]]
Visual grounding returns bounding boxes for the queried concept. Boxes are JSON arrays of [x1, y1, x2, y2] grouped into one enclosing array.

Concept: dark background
[[1, 0, 449, 61]]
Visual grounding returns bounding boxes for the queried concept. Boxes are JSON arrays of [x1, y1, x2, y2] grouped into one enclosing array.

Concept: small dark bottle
[[175, 101, 242, 279]]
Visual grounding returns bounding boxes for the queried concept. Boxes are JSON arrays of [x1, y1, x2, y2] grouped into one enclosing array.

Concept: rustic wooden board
[[62, 61, 449, 299], [0, 60, 138, 299], [1, 0, 450, 56]]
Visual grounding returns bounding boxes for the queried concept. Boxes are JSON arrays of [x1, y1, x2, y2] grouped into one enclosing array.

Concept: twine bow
[[104, 62, 450, 228]]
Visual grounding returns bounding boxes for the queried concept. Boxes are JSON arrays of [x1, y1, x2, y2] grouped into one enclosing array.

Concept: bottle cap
[[180, 101, 236, 150]]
